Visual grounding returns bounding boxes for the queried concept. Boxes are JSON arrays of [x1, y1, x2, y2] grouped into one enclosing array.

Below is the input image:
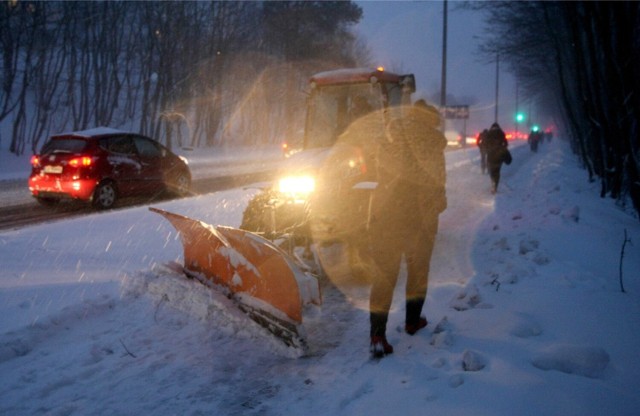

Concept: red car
[[29, 127, 191, 209]]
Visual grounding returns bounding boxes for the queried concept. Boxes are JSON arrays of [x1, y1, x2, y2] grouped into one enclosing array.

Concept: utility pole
[[494, 52, 499, 123], [515, 80, 519, 139], [440, 0, 448, 132]]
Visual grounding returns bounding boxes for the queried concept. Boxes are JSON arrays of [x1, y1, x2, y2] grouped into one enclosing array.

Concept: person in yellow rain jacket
[[367, 99, 447, 358]]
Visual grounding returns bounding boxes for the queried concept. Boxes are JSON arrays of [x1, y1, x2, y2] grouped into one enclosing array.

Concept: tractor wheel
[[240, 190, 277, 233], [241, 190, 310, 241]]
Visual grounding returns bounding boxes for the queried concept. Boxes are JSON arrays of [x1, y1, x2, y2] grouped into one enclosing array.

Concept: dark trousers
[[488, 162, 501, 190], [368, 218, 437, 338], [487, 150, 504, 191]]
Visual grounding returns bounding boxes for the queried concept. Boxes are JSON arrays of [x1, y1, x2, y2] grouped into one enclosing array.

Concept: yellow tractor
[[152, 68, 416, 352]]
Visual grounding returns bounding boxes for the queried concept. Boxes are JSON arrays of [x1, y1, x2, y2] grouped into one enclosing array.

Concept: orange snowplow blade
[[150, 207, 318, 324]]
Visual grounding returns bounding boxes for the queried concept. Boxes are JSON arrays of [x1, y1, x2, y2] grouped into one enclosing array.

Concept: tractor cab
[[304, 68, 415, 149]]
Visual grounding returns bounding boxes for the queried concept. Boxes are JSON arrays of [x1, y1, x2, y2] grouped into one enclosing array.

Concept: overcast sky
[[355, 1, 517, 136]]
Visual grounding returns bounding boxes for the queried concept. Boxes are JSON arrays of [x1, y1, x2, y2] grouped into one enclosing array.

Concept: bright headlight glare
[[279, 176, 315, 195]]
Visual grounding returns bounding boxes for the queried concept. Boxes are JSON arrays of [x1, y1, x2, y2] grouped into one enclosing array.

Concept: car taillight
[[69, 156, 92, 167], [30, 155, 41, 167]]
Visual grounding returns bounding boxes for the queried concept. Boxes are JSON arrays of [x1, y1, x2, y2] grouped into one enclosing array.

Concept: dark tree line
[[473, 1, 640, 217], [0, 1, 365, 154]]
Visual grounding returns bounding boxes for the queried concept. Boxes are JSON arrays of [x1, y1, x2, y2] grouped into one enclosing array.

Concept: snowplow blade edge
[[150, 207, 317, 324]]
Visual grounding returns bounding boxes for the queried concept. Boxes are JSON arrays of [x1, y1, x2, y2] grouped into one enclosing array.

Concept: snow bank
[[532, 344, 610, 379]]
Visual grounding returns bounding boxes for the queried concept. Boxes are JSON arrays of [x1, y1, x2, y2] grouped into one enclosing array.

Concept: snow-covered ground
[[0, 138, 639, 415]]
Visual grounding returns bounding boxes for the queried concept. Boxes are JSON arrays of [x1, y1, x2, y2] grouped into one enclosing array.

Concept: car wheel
[[169, 171, 191, 197], [92, 181, 117, 209], [35, 197, 60, 207]]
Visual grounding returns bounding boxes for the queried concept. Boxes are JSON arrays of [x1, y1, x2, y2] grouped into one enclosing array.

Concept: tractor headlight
[[278, 175, 315, 202]]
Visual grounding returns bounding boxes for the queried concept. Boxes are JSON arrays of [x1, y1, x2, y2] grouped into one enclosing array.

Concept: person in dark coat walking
[[528, 129, 542, 152], [484, 122, 509, 194], [367, 100, 447, 358]]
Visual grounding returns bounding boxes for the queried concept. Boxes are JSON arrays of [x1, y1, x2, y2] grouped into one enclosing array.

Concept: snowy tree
[[0, 1, 366, 152]]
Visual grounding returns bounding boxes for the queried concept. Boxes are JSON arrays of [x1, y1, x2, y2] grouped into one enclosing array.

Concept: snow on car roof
[[52, 126, 133, 139]]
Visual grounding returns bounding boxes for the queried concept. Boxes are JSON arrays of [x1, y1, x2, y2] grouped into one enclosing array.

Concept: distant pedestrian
[[528, 129, 541, 152], [366, 100, 447, 358], [484, 122, 510, 194]]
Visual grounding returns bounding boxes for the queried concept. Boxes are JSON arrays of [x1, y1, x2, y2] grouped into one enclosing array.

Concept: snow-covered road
[[1, 139, 639, 416]]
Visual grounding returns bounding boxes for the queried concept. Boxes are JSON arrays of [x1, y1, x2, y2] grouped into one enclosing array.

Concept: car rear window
[[41, 138, 89, 154]]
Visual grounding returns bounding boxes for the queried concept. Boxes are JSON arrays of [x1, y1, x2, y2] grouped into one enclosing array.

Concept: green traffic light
[[515, 112, 525, 123], [532, 125, 540, 132]]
